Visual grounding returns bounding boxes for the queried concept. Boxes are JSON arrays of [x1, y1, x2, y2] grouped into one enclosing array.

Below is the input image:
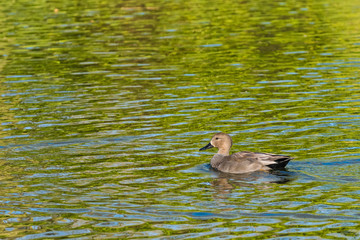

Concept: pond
[[0, 0, 359, 239]]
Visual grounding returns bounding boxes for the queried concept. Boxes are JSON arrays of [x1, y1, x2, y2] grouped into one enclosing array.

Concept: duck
[[199, 132, 293, 174]]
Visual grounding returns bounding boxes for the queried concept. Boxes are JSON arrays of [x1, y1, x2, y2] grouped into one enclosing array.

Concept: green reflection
[[0, 0, 360, 238]]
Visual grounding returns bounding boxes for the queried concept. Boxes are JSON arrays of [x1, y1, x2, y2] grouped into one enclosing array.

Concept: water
[[0, 0, 360, 239]]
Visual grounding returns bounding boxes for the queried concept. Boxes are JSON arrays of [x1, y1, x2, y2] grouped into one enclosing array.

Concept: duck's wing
[[214, 151, 264, 173], [232, 151, 293, 169]]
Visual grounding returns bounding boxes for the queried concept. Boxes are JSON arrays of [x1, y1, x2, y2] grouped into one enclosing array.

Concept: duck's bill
[[199, 142, 214, 151]]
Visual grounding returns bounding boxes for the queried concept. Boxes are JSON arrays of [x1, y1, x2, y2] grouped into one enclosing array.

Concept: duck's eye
[[215, 138, 219, 140]]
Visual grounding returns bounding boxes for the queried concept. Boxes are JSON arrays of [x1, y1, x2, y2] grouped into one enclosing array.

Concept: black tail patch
[[267, 157, 292, 169]]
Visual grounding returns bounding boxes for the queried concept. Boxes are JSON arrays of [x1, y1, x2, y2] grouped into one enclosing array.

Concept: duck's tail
[[267, 157, 293, 169]]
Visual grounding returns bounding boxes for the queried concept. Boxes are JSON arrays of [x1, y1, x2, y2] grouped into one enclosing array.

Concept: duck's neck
[[217, 148, 230, 156]]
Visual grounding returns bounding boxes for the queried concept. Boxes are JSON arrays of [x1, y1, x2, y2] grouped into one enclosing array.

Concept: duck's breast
[[210, 154, 225, 169]]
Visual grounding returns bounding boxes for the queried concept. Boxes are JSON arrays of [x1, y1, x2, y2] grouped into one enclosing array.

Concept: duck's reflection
[[181, 163, 296, 199], [211, 168, 296, 198]]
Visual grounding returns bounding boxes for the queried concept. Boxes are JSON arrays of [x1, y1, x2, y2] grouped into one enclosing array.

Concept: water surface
[[0, 0, 360, 239]]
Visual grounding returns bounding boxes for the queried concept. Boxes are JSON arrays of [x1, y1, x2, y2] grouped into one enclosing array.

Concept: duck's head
[[199, 132, 232, 155]]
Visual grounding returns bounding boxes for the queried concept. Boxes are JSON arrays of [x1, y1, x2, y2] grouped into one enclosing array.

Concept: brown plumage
[[199, 133, 293, 174]]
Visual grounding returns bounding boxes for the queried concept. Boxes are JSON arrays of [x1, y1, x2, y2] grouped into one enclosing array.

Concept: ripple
[[200, 43, 223, 47], [16, 229, 92, 240]]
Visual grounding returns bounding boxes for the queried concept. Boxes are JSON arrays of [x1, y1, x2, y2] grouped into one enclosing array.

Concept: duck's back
[[211, 151, 292, 174]]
